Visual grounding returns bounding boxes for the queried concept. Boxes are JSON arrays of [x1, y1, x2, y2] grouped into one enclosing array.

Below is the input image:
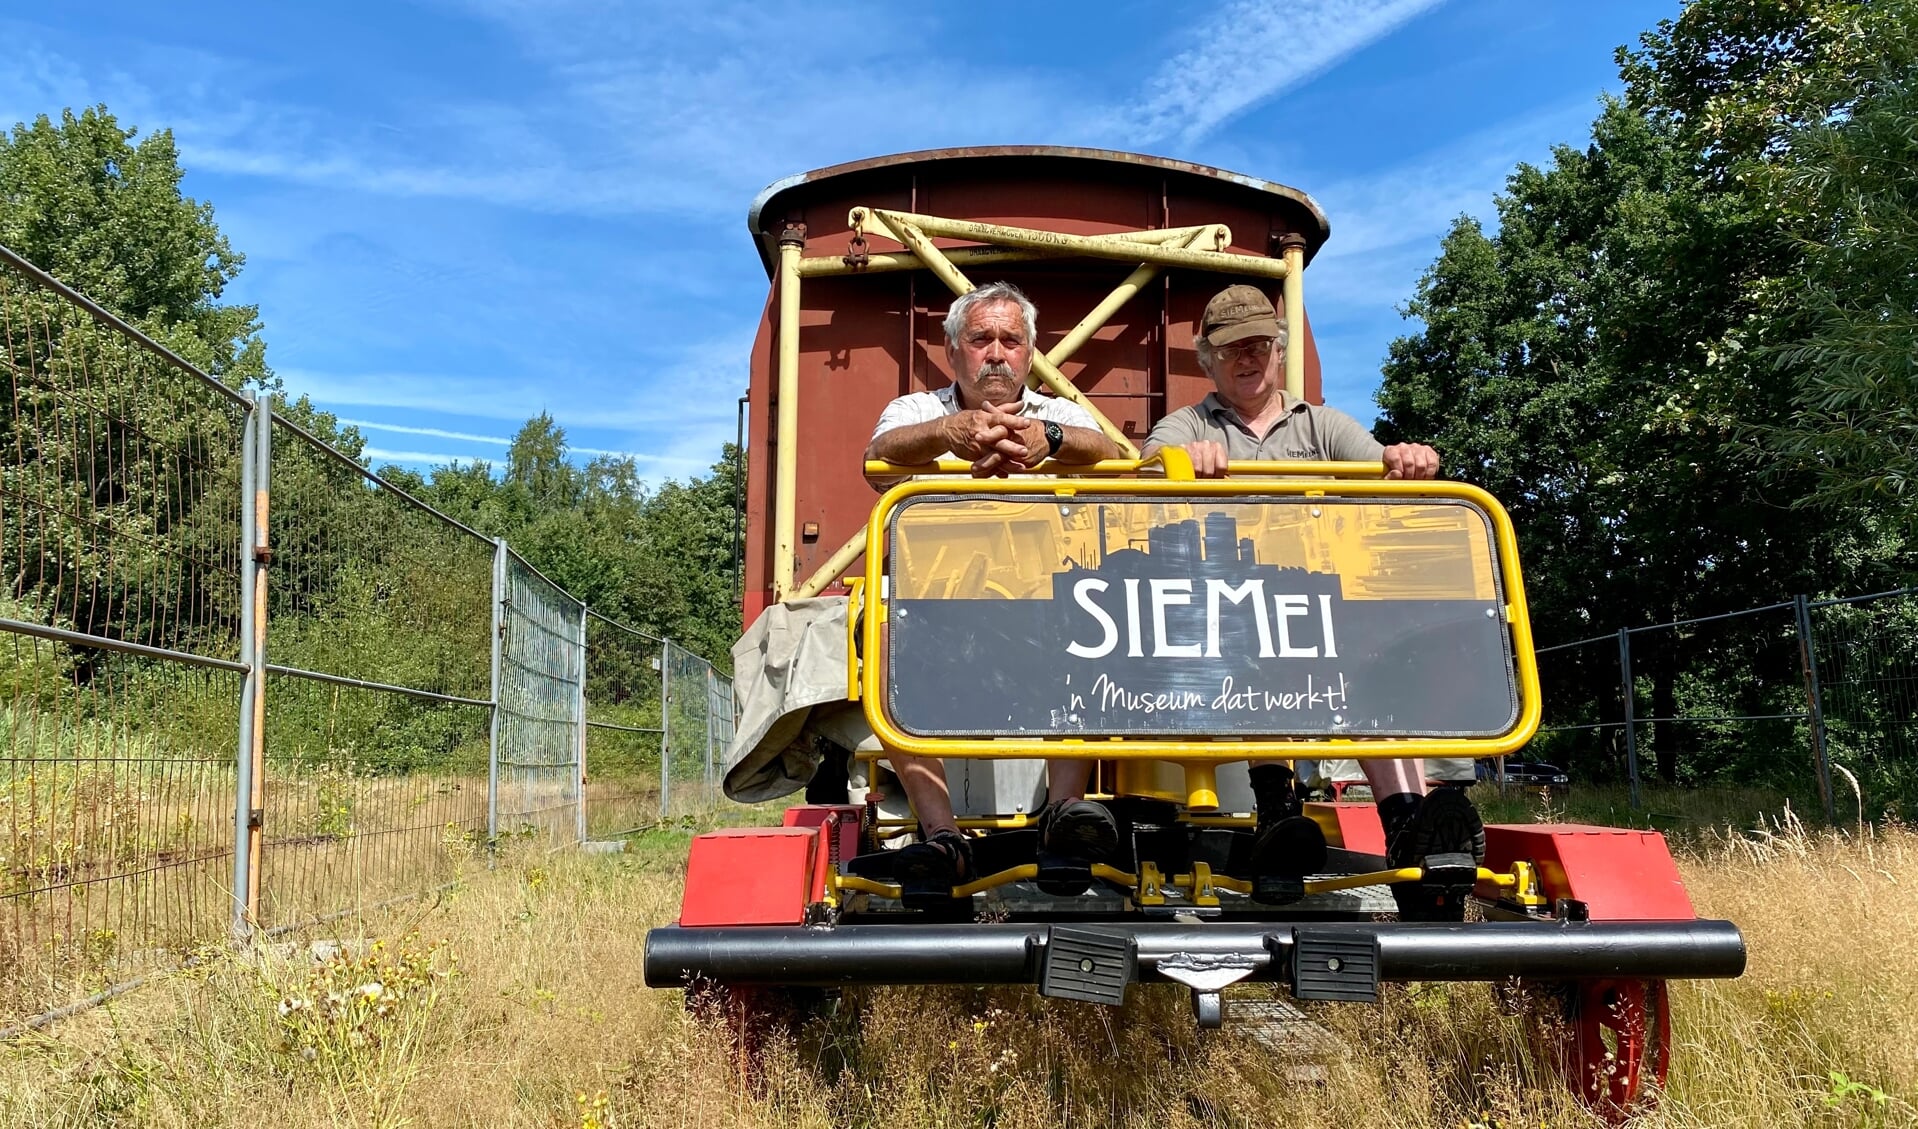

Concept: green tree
[[0, 106, 268, 389]]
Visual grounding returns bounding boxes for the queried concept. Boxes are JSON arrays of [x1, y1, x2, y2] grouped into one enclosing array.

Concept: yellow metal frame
[[773, 207, 1307, 601], [854, 460, 1542, 762]]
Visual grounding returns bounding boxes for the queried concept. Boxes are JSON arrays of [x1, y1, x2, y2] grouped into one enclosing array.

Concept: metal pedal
[[1034, 854, 1094, 897], [1421, 851, 1479, 890], [1252, 875, 1305, 905], [1290, 928, 1380, 1003], [1040, 925, 1135, 1006]]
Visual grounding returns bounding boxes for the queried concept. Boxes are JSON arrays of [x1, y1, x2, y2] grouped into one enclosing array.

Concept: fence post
[[1793, 594, 1837, 823], [1618, 627, 1643, 810], [659, 638, 673, 818], [487, 538, 506, 843], [705, 662, 716, 790], [576, 604, 589, 844], [230, 400, 260, 943]]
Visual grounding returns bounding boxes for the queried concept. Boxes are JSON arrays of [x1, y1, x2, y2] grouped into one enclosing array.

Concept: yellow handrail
[[862, 457, 1387, 480]]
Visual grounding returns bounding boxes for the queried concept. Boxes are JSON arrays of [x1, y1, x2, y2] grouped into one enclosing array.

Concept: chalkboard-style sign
[[882, 495, 1519, 739]]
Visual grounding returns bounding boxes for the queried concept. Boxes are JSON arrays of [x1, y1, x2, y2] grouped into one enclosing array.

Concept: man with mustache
[[1142, 284, 1480, 922], [865, 281, 1123, 892]]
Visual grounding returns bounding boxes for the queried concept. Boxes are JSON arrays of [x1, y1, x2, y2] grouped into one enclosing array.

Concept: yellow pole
[[792, 528, 866, 600], [774, 224, 805, 601], [888, 219, 1139, 457], [1279, 233, 1307, 403], [873, 209, 1285, 280], [798, 223, 1230, 278]]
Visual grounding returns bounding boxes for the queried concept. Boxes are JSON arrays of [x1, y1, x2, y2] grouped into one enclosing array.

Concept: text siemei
[[1063, 578, 1338, 660]]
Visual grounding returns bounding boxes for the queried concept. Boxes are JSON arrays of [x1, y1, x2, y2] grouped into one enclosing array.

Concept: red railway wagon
[[740, 146, 1331, 621]]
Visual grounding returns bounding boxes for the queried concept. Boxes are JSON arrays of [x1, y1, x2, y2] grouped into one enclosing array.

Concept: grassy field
[[2, 801, 1915, 1128]]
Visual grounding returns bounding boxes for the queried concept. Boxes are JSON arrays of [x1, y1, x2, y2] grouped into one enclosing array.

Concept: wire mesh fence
[[1, 247, 251, 1021], [1530, 590, 1916, 822], [0, 245, 735, 1031], [582, 612, 664, 838], [494, 549, 584, 846], [1808, 589, 1918, 808]]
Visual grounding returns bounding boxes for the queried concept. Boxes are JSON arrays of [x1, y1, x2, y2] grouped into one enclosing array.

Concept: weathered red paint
[[679, 827, 817, 926], [741, 147, 1333, 626], [1481, 824, 1698, 920]]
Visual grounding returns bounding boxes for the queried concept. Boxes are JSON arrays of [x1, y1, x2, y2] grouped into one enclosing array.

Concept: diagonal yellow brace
[[887, 218, 1139, 457]]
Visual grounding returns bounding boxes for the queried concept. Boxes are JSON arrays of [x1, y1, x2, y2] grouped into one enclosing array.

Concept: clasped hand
[[942, 405, 1047, 477]]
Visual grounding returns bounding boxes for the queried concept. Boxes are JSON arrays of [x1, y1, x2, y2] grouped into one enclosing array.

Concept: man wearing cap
[[1145, 284, 1439, 479], [1142, 284, 1478, 922]]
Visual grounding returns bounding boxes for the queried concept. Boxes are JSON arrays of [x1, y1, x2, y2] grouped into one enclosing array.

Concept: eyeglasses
[[1214, 339, 1275, 363]]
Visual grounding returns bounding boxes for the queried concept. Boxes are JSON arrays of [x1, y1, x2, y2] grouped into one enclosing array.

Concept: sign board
[[883, 495, 1519, 739]]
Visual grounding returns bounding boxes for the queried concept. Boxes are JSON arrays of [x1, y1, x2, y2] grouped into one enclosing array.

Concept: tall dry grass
[[2, 816, 1914, 1127]]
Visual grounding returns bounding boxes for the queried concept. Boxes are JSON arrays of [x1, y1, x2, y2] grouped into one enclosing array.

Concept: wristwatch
[[1042, 420, 1064, 459]]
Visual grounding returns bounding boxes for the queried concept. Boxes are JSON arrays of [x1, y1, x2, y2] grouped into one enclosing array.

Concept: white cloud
[[360, 446, 490, 466], [339, 418, 514, 446], [1113, 0, 1446, 146]]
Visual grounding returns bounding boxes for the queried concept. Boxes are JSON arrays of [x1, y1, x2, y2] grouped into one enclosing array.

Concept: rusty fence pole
[[659, 638, 673, 819], [1619, 628, 1643, 811], [575, 603, 589, 844], [245, 399, 272, 928], [1793, 594, 1837, 822], [230, 398, 260, 943], [487, 538, 506, 847]]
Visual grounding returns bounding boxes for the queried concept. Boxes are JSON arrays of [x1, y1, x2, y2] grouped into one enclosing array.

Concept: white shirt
[[869, 384, 1100, 447]]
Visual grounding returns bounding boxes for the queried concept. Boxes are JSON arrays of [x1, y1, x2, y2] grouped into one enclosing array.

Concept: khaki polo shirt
[[1145, 392, 1384, 463]]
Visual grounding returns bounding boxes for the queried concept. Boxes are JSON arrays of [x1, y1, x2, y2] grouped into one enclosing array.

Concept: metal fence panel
[[255, 415, 495, 933], [1810, 589, 1918, 812], [582, 612, 664, 837], [0, 246, 736, 1034], [494, 551, 584, 844], [661, 640, 731, 818], [1, 253, 249, 1018]]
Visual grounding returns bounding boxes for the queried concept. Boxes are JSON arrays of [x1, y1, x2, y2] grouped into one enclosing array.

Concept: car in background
[[1479, 760, 1572, 792]]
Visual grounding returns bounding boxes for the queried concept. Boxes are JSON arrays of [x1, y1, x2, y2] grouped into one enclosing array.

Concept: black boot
[[1247, 765, 1326, 899], [1035, 799, 1119, 896], [1384, 788, 1485, 922]]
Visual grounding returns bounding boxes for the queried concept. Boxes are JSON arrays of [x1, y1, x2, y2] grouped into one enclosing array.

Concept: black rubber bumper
[[642, 919, 1746, 988]]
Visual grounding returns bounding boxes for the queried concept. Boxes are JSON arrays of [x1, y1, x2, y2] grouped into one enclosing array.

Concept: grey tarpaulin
[[724, 596, 874, 802]]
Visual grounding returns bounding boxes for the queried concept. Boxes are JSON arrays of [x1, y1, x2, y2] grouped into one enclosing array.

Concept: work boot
[[1383, 787, 1486, 922], [1246, 764, 1326, 902], [1035, 799, 1119, 896]]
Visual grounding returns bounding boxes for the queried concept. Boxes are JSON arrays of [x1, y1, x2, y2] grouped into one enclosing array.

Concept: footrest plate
[[1040, 925, 1135, 1006], [1421, 851, 1478, 889], [1291, 927, 1380, 1003]]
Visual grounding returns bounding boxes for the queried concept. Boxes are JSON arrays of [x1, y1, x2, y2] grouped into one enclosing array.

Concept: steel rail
[[263, 663, 493, 708], [0, 616, 248, 672], [0, 242, 254, 409]]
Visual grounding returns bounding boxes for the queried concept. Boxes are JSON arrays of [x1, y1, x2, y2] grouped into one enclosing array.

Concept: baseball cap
[[1200, 284, 1282, 347]]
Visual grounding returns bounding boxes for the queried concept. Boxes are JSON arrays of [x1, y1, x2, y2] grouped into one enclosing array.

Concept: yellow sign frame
[[855, 463, 1542, 761]]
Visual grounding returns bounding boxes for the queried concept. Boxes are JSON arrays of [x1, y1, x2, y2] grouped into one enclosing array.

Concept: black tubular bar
[[643, 919, 1746, 988]]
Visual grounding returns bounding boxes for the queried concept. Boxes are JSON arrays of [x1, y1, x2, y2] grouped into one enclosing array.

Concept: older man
[[1143, 284, 1482, 921], [866, 281, 1124, 892]]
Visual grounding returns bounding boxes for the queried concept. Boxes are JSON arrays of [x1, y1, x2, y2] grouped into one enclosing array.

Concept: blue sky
[[2, 0, 1675, 482]]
